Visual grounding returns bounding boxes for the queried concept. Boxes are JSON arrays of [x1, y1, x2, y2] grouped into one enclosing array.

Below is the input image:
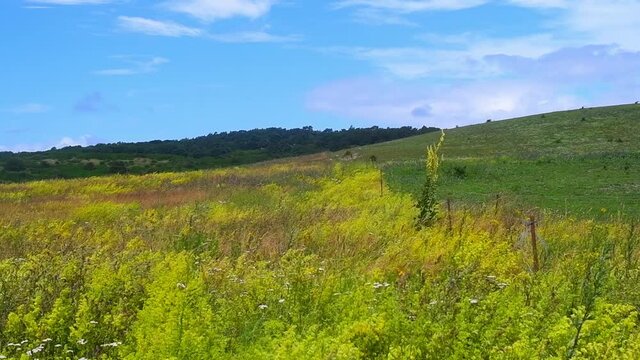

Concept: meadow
[[1, 149, 640, 359]]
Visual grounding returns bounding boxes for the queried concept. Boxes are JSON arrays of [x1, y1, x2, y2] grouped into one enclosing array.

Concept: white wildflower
[[318, 267, 325, 272], [42, 338, 52, 342], [176, 282, 187, 289], [89, 320, 98, 325], [373, 282, 390, 289], [54, 344, 62, 348], [101, 341, 121, 347], [278, 298, 285, 303], [258, 304, 268, 310], [470, 298, 479, 305], [77, 338, 87, 345], [0, 355, 6, 359]]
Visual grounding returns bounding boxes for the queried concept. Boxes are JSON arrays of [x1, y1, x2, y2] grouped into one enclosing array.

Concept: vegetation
[[1, 103, 640, 358], [416, 131, 445, 227], [346, 103, 640, 218], [0, 126, 438, 183], [1, 156, 639, 358]]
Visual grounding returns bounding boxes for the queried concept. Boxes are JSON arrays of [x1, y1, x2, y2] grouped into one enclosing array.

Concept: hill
[[0, 125, 438, 183], [345, 103, 640, 217]]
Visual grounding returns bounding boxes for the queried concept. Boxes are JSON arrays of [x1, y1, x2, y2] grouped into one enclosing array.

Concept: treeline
[[0, 125, 438, 182]]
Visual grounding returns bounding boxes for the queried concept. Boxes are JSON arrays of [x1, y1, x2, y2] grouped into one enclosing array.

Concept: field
[[1, 148, 640, 358], [1, 105, 640, 359], [346, 104, 640, 218]]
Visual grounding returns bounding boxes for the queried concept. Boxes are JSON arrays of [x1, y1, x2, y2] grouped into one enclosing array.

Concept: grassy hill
[[343, 103, 640, 217]]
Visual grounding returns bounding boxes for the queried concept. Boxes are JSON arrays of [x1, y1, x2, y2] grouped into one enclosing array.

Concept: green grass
[[342, 103, 640, 217]]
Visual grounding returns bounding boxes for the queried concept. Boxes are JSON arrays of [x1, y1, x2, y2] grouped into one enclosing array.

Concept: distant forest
[[0, 126, 438, 182]]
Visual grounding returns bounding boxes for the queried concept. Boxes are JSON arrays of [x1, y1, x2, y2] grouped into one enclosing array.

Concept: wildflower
[[470, 298, 479, 305], [66, 350, 74, 353], [373, 282, 390, 289], [42, 338, 52, 342], [0, 355, 6, 359], [176, 282, 186, 289], [77, 339, 87, 345], [55, 344, 62, 348], [278, 298, 285, 303], [89, 320, 98, 325], [101, 341, 122, 347], [258, 304, 268, 310], [318, 267, 325, 272]]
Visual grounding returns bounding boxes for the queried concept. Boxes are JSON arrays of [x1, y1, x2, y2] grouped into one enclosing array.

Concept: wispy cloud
[[0, 135, 98, 153], [334, 0, 488, 12], [116, 16, 298, 43], [95, 55, 169, 76], [26, 0, 111, 4], [117, 16, 203, 37], [209, 31, 301, 43], [163, 0, 277, 22], [4, 103, 51, 114]]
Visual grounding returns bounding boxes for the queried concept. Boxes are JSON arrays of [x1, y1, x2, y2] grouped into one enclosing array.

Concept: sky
[[2, 0, 640, 152]]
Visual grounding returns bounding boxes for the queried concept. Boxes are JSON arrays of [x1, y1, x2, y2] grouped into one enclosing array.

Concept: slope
[[344, 103, 640, 217]]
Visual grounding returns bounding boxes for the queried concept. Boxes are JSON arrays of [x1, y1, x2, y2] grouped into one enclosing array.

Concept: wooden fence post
[[530, 215, 540, 272], [446, 198, 453, 233]]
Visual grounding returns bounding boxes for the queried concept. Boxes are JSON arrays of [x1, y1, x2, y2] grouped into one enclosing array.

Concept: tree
[[4, 158, 26, 172]]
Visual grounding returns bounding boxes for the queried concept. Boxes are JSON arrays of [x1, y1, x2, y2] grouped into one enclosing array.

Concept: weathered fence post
[[446, 198, 453, 233], [529, 215, 540, 272]]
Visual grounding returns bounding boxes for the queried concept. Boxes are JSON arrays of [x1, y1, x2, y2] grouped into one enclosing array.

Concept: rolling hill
[[344, 103, 640, 217]]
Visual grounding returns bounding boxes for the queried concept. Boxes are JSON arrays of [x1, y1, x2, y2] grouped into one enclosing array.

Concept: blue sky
[[2, 0, 640, 152]]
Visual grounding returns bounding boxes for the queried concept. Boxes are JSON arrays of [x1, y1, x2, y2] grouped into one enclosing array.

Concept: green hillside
[[343, 103, 640, 217]]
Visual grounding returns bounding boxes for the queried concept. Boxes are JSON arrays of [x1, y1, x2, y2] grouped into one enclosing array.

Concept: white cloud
[[334, 0, 488, 12], [208, 31, 300, 43], [307, 45, 640, 127], [507, 0, 568, 8], [117, 16, 203, 37], [95, 56, 169, 76], [4, 103, 51, 114], [26, 0, 111, 4], [163, 0, 277, 22], [116, 16, 298, 43], [0, 135, 97, 153], [307, 77, 581, 128]]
